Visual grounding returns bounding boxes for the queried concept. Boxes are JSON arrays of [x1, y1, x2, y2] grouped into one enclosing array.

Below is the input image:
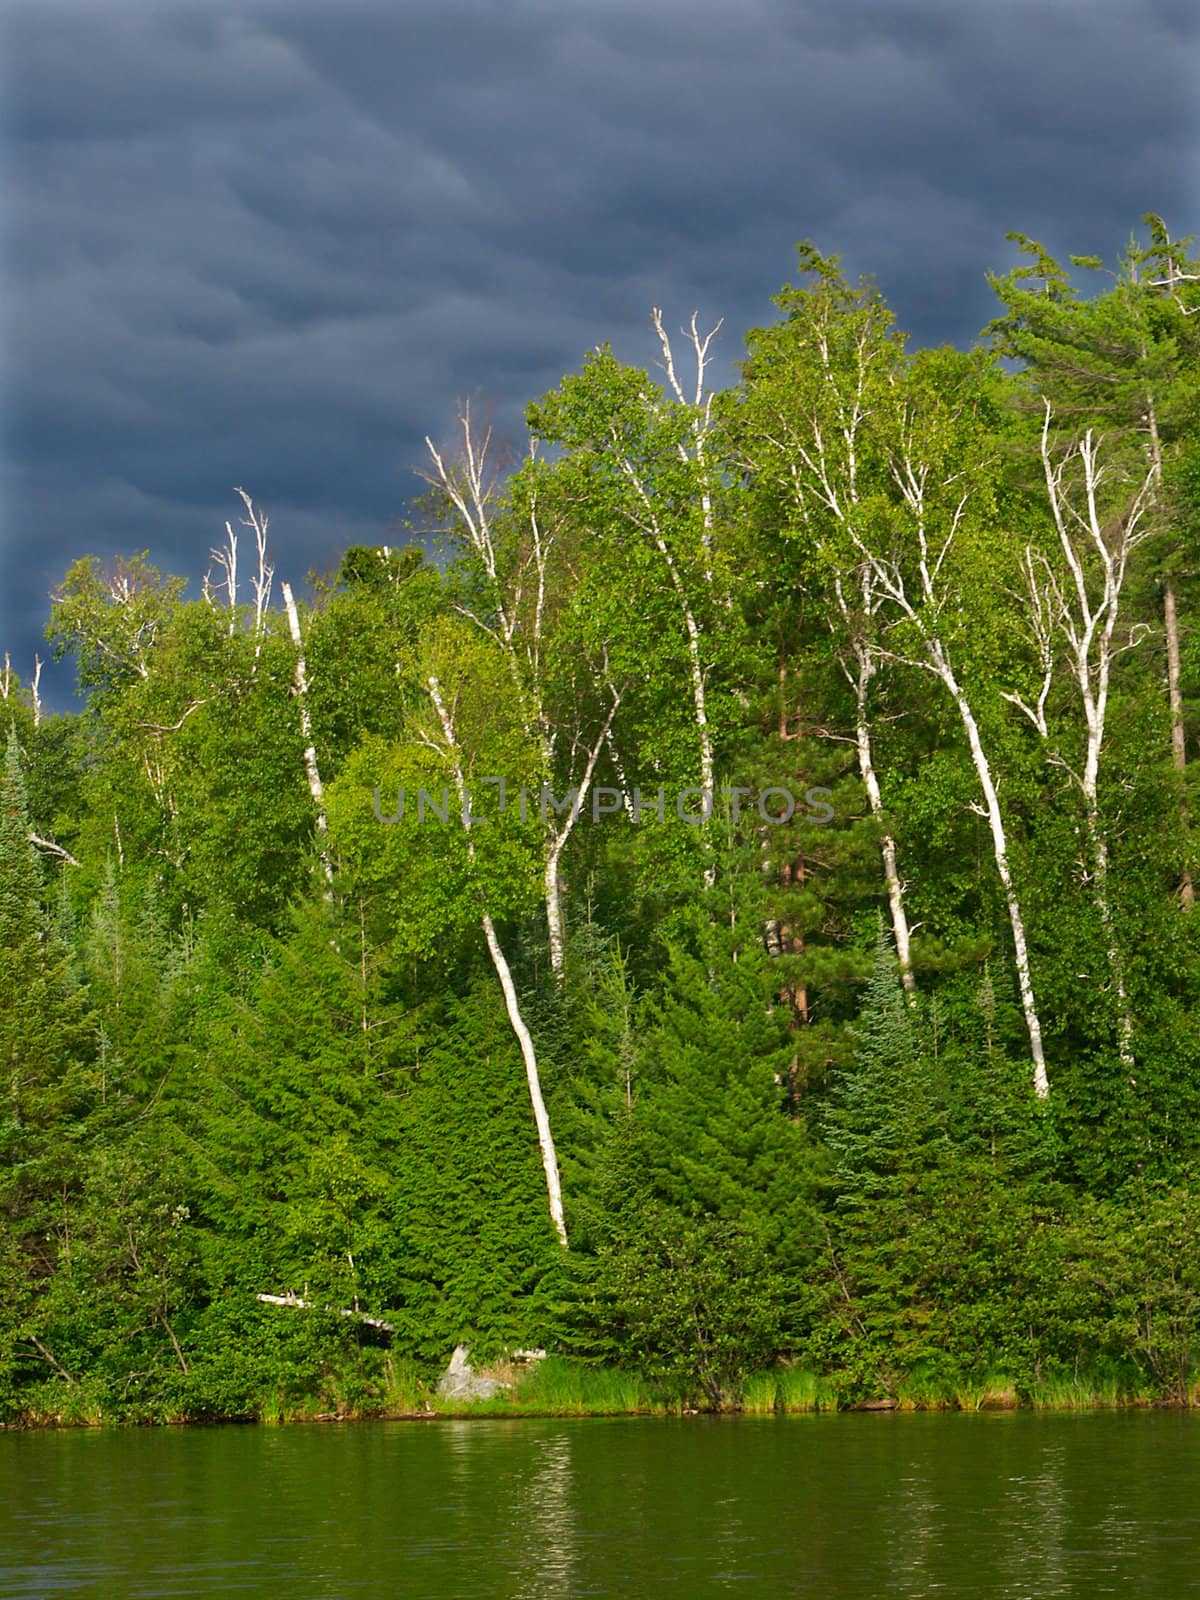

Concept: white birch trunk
[[544, 843, 565, 980], [479, 905, 568, 1247], [947, 664, 1049, 1098], [651, 528, 715, 887], [281, 580, 333, 886], [1086, 817, 1135, 1070], [852, 645, 916, 994], [849, 431, 1051, 1097], [428, 676, 568, 1247], [1034, 415, 1154, 1069]]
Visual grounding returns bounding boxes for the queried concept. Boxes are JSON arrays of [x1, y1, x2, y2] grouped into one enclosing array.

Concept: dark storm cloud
[[2, 0, 1196, 703]]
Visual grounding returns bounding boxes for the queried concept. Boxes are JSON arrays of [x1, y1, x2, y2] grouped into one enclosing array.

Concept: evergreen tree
[[0, 729, 95, 1412]]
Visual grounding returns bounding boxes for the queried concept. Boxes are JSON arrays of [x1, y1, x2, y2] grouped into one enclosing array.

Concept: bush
[[582, 1208, 784, 1408]]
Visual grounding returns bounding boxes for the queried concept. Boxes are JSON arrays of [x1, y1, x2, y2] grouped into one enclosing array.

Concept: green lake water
[[2, 1411, 1198, 1598]]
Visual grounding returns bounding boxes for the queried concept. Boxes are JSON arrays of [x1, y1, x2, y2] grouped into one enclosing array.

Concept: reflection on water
[[1, 1412, 1199, 1598], [516, 1432, 575, 1600]]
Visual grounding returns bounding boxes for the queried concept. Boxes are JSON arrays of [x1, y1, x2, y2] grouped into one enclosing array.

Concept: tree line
[[2, 217, 1199, 1419]]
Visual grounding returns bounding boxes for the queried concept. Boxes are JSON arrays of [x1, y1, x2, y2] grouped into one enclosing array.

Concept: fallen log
[[255, 1292, 394, 1334]]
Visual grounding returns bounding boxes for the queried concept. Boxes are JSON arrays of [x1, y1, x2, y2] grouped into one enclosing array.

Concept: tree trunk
[[947, 665, 1049, 1098], [281, 581, 333, 886], [853, 649, 916, 994], [428, 677, 568, 1247], [479, 906, 568, 1246], [654, 535, 715, 887], [544, 845, 565, 981]]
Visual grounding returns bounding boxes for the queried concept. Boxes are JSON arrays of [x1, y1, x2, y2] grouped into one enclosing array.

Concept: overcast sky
[[3, 0, 1197, 705]]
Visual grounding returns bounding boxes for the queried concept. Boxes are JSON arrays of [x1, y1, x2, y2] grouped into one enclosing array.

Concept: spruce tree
[[823, 923, 934, 1206], [0, 729, 94, 1412]]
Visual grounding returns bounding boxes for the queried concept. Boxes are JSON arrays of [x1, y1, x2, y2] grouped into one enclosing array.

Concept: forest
[[2, 218, 1199, 1423]]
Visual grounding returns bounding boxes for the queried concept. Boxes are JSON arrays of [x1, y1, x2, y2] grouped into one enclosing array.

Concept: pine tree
[[823, 923, 935, 1206], [0, 729, 94, 1412]]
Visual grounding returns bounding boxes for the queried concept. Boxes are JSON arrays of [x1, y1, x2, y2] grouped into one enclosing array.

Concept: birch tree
[[989, 225, 1200, 907], [742, 257, 1049, 1092], [736, 258, 918, 988], [527, 318, 736, 892], [1003, 408, 1157, 1069], [420, 670, 568, 1247], [832, 569, 917, 994], [204, 487, 274, 658], [281, 580, 334, 887], [422, 407, 621, 976], [863, 361, 1050, 1097]]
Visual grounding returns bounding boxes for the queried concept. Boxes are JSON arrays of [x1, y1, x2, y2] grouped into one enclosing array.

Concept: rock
[[436, 1343, 507, 1402]]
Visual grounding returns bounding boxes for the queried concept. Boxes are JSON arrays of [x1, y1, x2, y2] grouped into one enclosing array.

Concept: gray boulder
[[435, 1343, 507, 1402]]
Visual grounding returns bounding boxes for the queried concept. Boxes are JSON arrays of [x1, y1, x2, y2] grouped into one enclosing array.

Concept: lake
[[2, 1412, 1198, 1597]]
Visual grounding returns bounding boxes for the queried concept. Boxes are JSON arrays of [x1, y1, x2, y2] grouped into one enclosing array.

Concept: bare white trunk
[[544, 844, 565, 980], [680, 596, 715, 798], [858, 630, 1046, 1089], [539, 687, 620, 979], [281, 581, 333, 885], [1036, 415, 1152, 1066], [652, 305, 723, 583], [662, 545, 715, 888], [480, 906, 567, 1247], [428, 676, 568, 1247], [233, 487, 274, 658], [950, 666, 1049, 1098], [850, 428, 1050, 1094], [256, 1292, 394, 1334], [852, 650, 915, 994], [604, 728, 638, 821]]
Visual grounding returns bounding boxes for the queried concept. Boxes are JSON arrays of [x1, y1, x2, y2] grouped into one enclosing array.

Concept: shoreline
[[6, 1392, 1198, 1431]]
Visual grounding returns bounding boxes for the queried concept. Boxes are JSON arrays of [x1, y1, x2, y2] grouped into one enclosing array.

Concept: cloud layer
[[3, 0, 1197, 702]]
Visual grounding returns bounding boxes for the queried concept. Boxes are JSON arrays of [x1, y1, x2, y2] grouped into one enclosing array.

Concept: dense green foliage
[[2, 218, 1199, 1420]]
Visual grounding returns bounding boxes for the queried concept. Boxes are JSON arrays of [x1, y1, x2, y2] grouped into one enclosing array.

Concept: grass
[[953, 1374, 1020, 1411], [1027, 1372, 1123, 1411], [777, 1366, 839, 1412], [8, 1354, 1198, 1427], [379, 1356, 429, 1416], [738, 1367, 838, 1414], [739, 1372, 781, 1413], [514, 1356, 653, 1415], [895, 1366, 956, 1412], [377, 1355, 660, 1419]]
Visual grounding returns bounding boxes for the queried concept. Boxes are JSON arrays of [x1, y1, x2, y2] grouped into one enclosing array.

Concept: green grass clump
[[954, 1374, 1019, 1411], [776, 1366, 837, 1412], [895, 1366, 956, 1411], [379, 1357, 429, 1415], [514, 1356, 652, 1414], [734, 1365, 838, 1414], [1027, 1369, 1122, 1410], [739, 1372, 780, 1413]]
